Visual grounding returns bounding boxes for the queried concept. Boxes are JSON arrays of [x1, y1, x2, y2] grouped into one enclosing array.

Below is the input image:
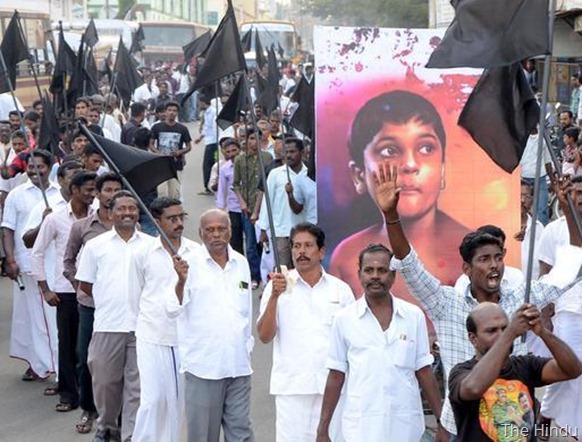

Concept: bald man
[[170, 209, 255, 442], [448, 303, 582, 442]]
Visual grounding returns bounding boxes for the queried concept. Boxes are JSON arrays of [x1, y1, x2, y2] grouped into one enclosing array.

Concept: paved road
[[0, 122, 574, 441]]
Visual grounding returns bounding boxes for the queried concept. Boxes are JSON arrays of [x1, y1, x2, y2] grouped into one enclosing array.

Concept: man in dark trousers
[[152, 101, 192, 200]]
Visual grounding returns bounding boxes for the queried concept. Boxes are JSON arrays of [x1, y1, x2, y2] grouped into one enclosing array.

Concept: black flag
[[427, 0, 550, 68], [277, 42, 285, 59], [256, 45, 279, 115], [182, 0, 245, 104], [0, 11, 30, 93], [80, 128, 178, 197], [50, 25, 77, 95], [130, 24, 145, 54], [289, 75, 315, 138], [254, 30, 267, 70], [458, 63, 540, 173], [183, 30, 212, 64], [38, 94, 61, 156], [67, 34, 86, 108], [241, 28, 253, 52], [84, 19, 99, 48], [84, 47, 99, 96], [114, 37, 143, 105], [216, 75, 248, 130]]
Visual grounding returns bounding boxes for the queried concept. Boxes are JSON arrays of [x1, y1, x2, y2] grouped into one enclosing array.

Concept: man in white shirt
[[293, 174, 317, 224], [194, 96, 218, 195], [316, 243, 445, 441], [520, 126, 553, 225], [537, 175, 582, 434], [170, 209, 254, 442], [30, 171, 97, 412], [258, 138, 308, 268], [132, 72, 159, 107], [76, 190, 150, 442], [131, 197, 200, 442], [257, 223, 355, 442], [1, 150, 60, 380]]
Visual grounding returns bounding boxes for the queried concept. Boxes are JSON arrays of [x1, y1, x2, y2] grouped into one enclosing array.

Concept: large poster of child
[[315, 26, 520, 303]]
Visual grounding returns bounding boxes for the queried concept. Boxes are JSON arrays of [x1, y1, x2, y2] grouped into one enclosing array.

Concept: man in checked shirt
[[373, 162, 582, 440]]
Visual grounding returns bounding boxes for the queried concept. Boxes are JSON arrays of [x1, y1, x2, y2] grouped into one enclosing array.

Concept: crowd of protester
[[0, 55, 580, 442]]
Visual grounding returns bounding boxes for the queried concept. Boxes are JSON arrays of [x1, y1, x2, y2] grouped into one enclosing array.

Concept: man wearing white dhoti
[[1, 150, 60, 380], [130, 197, 200, 442]]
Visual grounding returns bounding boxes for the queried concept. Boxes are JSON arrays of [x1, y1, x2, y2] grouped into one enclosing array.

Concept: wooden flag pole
[[242, 73, 282, 272], [523, 0, 556, 320]]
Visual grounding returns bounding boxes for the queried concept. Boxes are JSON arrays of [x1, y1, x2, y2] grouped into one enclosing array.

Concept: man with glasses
[[131, 197, 199, 442]]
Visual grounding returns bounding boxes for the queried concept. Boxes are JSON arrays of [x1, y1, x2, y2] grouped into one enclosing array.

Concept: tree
[[304, 0, 428, 28]]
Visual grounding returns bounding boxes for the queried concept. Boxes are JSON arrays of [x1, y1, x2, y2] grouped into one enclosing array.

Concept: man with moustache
[[258, 223, 354, 442], [171, 209, 254, 442], [2, 150, 60, 381], [62, 172, 123, 434], [130, 197, 200, 442], [76, 190, 150, 442], [316, 243, 445, 442]]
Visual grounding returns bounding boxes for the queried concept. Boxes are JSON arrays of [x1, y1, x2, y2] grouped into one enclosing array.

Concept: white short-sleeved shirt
[[293, 174, 317, 224], [257, 163, 308, 236], [538, 217, 582, 314], [1, 180, 60, 272], [75, 228, 150, 332], [130, 236, 200, 347], [166, 245, 254, 380], [327, 296, 433, 442], [258, 268, 355, 395]]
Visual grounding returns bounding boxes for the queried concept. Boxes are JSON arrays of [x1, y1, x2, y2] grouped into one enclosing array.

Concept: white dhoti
[[541, 311, 582, 433], [133, 340, 183, 442], [9, 273, 58, 377], [275, 394, 344, 442]]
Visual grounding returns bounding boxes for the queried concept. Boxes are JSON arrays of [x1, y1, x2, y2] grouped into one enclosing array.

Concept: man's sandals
[[43, 382, 58, 396], [55, 402, 77, 412], [75, 410, 97, 434]]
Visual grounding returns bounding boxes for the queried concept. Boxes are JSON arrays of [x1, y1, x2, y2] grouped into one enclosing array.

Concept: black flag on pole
[[67, 34, 86, 108], [183, 30, 213, 64], [0, 11, 30, 93], [241, 28, 253, 52], [181, 0, 245, 104], [289, 75, 315, 138], [254, 30, 267, 70], [427, 0, 550, 68], [216, 75, 248, 130], [84, 19, 99, 48], [80, 128, 178, 197], [84, 47, 99, 95], [114, 37, 143, 105], [38, 94, 61, 156], [458, 63, 540, 173], [50, 25, 77, 95], [256, 45, 279, 115]]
